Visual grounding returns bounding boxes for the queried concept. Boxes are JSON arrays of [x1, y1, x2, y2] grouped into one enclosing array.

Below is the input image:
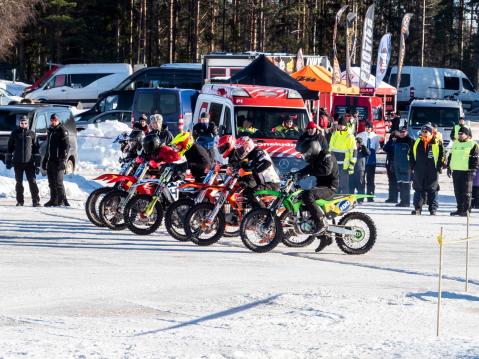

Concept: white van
[[389, 66, 479, 111], [26, 64, 132, 105], [407, 99, 464, 145]]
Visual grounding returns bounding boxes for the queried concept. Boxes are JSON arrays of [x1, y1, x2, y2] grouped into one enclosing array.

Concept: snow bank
[[77, 120, 131, 170]]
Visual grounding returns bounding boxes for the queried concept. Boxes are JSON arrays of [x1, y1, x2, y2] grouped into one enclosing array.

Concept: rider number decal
[[337, 200, 351, 212]]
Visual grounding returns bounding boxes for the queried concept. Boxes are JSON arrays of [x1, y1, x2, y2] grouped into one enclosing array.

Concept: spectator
[[357, 122, 380, 202], [349, 137, 370, 202], [41, 114, 71, 207], [447, 126, 479, 216], [431, 123, 443, 144], [272, 114, 299, 133], [383, 131, 399, 203], [192, 112, 218, 161], [329, 116, 357, 194], [409, 124, 444, 215], [389, 111, 401, 133], [133, 114, 149, 134], [237, 118, 257, 135], [6, 115, 41, 207], [450, 116, 471, 142], [297, 121, 328, 152], [472, 170, 479, 209], [393, 126, 414, 207], [149, 114, 173, 145]]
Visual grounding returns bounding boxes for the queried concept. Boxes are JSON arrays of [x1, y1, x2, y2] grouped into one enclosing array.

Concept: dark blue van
[[131, 88, 199, 135]]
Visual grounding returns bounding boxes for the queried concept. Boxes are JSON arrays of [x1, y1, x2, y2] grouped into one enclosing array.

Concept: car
[[0, 104, 78, 173], [76, 110, 132, 132], [0, 87, 23, 105], [73, 90, 135, 123]]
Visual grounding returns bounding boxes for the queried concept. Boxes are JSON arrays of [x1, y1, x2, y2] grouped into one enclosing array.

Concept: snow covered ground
[[0, 128, 478, 357]]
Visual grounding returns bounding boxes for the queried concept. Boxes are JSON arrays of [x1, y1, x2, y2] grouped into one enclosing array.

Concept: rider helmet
[[171, 131, 194, 155], [218, 135, 236, 159], [296, 139, 322, 162], [235, 136, 255, 159], [142, 133, 161, 156]]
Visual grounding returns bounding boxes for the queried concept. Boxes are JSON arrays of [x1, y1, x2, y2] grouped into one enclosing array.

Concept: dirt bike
[[164, 165, 225, 241], [85, 158, 137, 227], [240, 173, 377, 253], [98, 158, 152, 230], [122, 163, 188, 235], [85, 133, 136, 227], [184, 169, 274, 246]]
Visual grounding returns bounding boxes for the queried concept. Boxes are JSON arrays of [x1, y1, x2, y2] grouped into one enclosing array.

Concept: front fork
[[206, 192, 226, 223]]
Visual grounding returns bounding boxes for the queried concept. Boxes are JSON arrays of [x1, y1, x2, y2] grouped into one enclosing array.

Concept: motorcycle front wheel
[[99, 190, 128, 230], [123, 194, 164, 235], [240, 208, 282, 253], [185, 202, 225, 246], [164, 198, 194, 241], [85, 187, 112, 227], [335, 212, 377, 255]]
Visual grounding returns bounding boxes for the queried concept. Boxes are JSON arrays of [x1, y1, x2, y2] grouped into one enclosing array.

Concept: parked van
[[389, 66, 479, 111], [110, 64, 203, 93], [0, 104, 78, 173], [131, 88, 199, 134], [407, 99, 464, 145], [331, 95, 387, 144], [25, 64, 132, 105], [192, 84, 310, 174]]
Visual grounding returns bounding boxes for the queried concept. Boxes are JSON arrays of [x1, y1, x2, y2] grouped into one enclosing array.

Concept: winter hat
[[421, 124, 433, 134], [306, 121, 317, 130], [19, 115, 29, 124], [458, 126, 472, 137], [400, 126, 408, 132], [149, 114, 163, 130]]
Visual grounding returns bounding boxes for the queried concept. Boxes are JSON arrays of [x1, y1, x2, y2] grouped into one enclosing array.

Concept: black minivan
[[0, 104, 78, 173]]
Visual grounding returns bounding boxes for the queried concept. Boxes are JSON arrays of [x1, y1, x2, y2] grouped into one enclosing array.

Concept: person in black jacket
[[41, 113, 70, 207], [409, 124, 444, 215], [6, 115, 41, 206], [192, 112, 218, 161], [170, 131, 211, 181], [349, 137, 370, 202], [295, 140, 339, 252], [149, 114, 173, 145], [383, 131, 399, 203], [297, 121, 328, 152]]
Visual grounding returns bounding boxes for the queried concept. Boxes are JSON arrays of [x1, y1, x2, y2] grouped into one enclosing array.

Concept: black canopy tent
[[229, 55, 318, 100]]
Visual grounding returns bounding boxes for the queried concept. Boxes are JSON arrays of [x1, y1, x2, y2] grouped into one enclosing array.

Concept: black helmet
[[295, 139, 322, 161], [129, 129, 144, 143], [142, 134, 161, 156]]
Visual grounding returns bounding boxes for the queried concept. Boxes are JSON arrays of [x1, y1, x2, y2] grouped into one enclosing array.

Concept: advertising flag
[[397, 13, 413, 89], [346, 12, 356, 87], [332, 5, 348, 84], [359, 5, 375, 88], [375, 33, 392, 88]]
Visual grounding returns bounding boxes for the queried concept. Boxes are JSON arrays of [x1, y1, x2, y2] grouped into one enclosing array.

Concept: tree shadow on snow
[[407, 291, 479, 302], [133, 293, 282, 336]]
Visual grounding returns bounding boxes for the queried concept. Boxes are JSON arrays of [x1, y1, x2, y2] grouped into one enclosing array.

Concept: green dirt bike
[[240, 173, 377, 253]]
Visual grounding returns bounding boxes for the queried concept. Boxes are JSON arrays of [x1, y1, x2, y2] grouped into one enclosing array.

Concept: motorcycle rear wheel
[[85, 187, 112, 227], [335, 212, 377, 255], [279, 211, 316, 248], [164, 198, 194, 241], [99, 190, 128, 230]]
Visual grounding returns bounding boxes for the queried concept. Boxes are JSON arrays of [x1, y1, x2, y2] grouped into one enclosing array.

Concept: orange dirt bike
[[184, 169, 274, 246], [164, 164, 228, 241]]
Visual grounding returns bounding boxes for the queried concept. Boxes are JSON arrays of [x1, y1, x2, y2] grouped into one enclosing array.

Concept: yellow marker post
[[436, 227, 444, 337]]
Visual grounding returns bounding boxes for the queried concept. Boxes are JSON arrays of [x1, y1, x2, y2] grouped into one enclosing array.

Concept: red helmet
[[235, 136, 255, 159], [218, 135, 236, 159]]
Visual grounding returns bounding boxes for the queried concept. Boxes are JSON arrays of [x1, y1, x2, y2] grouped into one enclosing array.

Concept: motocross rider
[[170, 131, 211, 181], [142, 133, 187, 178], [294, 138, 339, 252], [218, 135, 280, 208]]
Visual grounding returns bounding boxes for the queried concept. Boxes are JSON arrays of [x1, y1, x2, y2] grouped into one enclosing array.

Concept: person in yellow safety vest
[[408, 123, 444, 215], [343, 112, 356, 135], [449, 116, 471, 142], [272, 115, 299, 133], [329, 116, 357, 194], [447, 126, 479, 216], [237, 118, 258, 135]]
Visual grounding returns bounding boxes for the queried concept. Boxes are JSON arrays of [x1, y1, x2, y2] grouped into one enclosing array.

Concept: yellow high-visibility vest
[[329, 130, 357, 169], [450, 139, 477, 171], [412, 138, 440, 165]]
